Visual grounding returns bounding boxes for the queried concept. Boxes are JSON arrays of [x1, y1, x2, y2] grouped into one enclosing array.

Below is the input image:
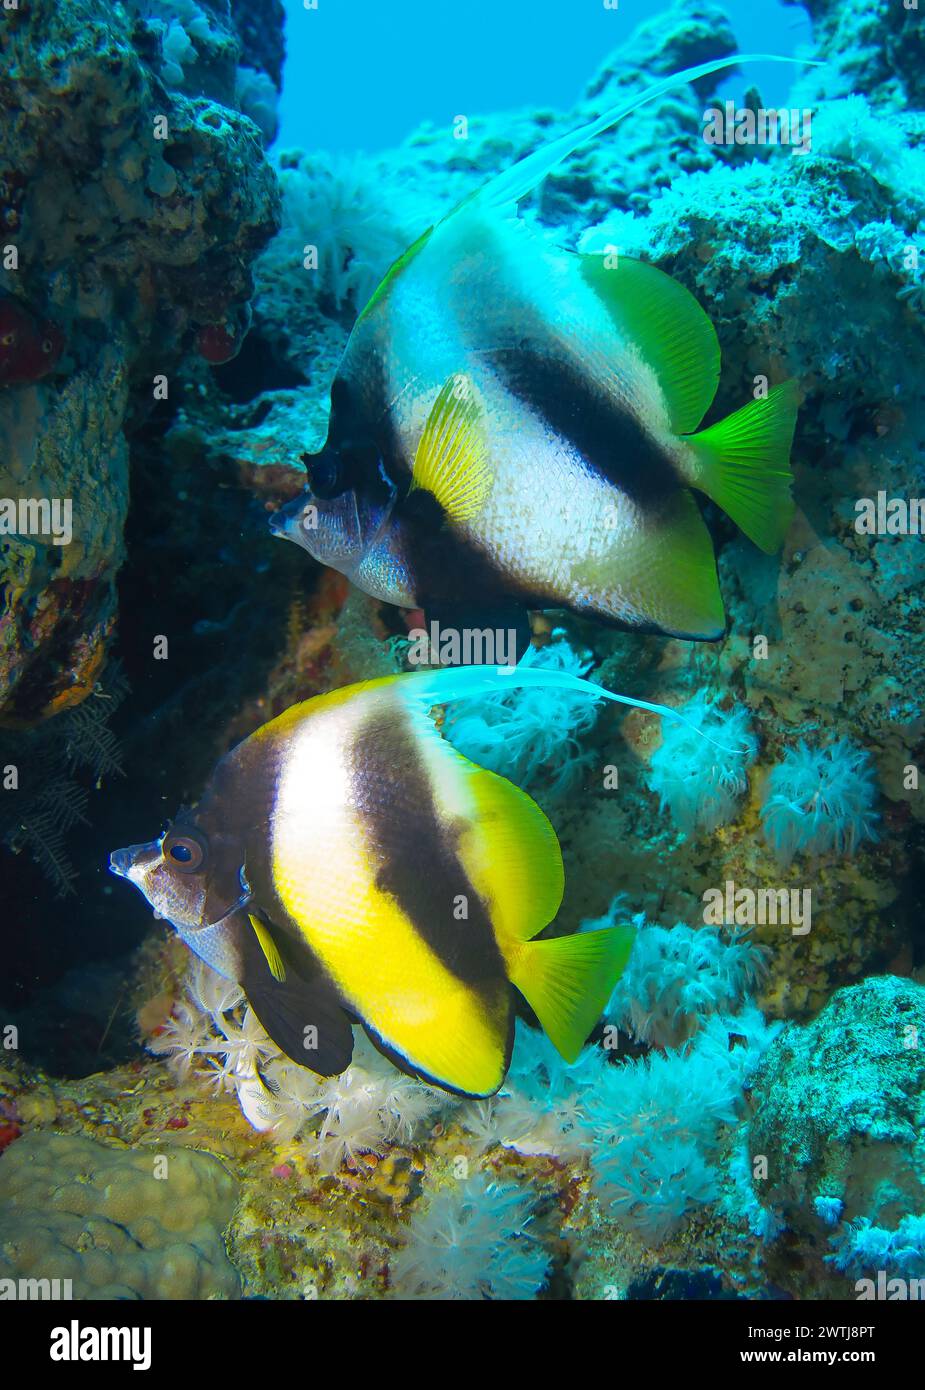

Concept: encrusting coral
[[742, 975, 925, 1292], [0, 1130, 239, 1298], [0, 0, 280, 723]]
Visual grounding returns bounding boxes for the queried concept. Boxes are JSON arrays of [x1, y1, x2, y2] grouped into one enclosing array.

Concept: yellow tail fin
[[509, 925, 635, 1063], [684, 380, 798, 553]]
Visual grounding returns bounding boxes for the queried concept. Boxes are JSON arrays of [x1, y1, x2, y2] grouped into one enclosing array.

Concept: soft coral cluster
[[600, 905, 768, 1048], [147, 959, 444, 1170], [760, 737, 879, 865], [390, 1173, 550, 1300], [443, 637, 600, 797], [647, 689, 758, 834], [585, 1006, 780, 1241]]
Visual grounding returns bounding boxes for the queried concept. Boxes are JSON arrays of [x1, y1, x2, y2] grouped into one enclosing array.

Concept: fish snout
[[267, 508, 290, 540], [268, 494, 309, 545], [109, 840, 160, 881]]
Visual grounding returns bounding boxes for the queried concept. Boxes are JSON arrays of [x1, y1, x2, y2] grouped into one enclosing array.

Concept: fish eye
[[42, 338, 54, 354], [307, 450, 341, 500], [1, 330, 15, 347], [162, 831, 207, 872]]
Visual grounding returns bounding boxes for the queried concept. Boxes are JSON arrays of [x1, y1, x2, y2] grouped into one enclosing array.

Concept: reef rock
[[746, 975, 925, 1285], [0, 1130, 240, 1298], [0, 0, 280, 722]]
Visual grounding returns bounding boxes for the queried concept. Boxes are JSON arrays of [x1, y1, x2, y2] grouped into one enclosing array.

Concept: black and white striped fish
[[270, 54, 805, 641], [111, 665, 680, 1096]]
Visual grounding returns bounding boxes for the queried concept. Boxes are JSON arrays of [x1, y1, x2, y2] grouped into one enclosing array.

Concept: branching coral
[[390, 1173, 550, 1300], [647, 689, 757, 833], [760, 737, 879, 864]]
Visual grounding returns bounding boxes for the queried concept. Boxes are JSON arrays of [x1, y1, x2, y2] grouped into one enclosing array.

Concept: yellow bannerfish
[[110, 664, 671, 1095]]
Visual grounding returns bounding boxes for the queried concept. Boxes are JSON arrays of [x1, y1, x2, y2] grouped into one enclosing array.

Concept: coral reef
[[2, 0, 924, 1308], [0, 0, 280, 723], [0, 1130, 239, 1298], [744, 976, 925, 1291]]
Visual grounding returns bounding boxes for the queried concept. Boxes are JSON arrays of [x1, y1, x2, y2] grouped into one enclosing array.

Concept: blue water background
[[277, 0, 813, 154]]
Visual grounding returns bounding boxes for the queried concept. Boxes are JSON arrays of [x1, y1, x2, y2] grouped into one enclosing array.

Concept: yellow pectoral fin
[[248, 913, 287, 983], [409, 372, 492, 524]]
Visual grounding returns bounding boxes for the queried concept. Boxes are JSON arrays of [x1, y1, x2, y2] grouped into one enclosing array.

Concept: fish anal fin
[[580, 253, 720, 435], [409, 373, 492, 525], [364, 1014, 514, 1100], [580, 488, 725, 639]]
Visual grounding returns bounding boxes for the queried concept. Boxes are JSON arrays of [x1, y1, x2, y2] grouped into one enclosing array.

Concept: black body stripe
[[491, 346, 678, 504], [349, 710, 507, 993]]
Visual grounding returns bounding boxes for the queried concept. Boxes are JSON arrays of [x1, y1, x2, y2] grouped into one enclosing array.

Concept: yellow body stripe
[[269, 684, 508, 1095]]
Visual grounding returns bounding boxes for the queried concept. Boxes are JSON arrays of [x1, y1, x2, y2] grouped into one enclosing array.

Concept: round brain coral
[[0, 1132, 239, 1299]]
